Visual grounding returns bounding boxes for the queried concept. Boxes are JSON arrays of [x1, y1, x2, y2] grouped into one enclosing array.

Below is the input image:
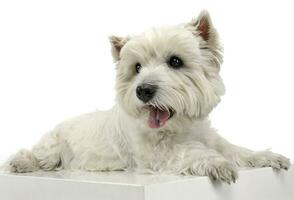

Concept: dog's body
[[7, 11, 290, 183]]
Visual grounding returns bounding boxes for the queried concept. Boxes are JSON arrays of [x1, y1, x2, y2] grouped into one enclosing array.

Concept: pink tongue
[[148, 107, 170, 129]]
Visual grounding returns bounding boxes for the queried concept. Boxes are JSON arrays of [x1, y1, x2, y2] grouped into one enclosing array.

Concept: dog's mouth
[[147, 106, 174, 129]]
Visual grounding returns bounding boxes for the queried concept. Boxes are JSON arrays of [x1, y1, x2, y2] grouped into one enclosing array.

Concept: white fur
[[6, 11, 290, 184]]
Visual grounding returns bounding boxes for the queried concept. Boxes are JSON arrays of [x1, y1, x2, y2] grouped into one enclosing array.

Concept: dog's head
[[110, 11, 225, 130]]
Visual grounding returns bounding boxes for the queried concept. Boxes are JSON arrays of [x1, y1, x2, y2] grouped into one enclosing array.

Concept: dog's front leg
[[169, 142, 238, 184], [198, 129, 291, 170], [226, 145, 290, 170]]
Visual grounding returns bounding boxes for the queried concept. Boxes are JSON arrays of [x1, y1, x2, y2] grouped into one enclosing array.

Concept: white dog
[[7, 11, 290, 183]]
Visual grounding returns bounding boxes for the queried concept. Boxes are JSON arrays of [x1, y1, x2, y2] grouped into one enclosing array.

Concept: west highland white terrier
[[7, 10, 290, 183]]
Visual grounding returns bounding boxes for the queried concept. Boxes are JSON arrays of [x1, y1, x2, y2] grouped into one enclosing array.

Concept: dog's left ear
[[187, 10, 223, 69], [109, 35, 128, 61], [189, 10, 216, 42]]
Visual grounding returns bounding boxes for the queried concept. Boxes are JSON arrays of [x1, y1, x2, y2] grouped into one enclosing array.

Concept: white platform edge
[[0, 165, 293, 200], [145, 165, 294, 200]]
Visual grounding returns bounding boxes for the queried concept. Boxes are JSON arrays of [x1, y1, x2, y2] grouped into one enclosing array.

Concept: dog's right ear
[[109, 35, 128, 61]]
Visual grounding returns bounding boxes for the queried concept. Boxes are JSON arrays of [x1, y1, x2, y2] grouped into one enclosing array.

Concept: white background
[[0, 0, 293, 163]]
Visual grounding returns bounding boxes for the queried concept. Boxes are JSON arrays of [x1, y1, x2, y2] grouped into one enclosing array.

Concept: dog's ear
[[189, 10, 216, 42], [187, 10, 223, 69], [109, 35, 128, 61]]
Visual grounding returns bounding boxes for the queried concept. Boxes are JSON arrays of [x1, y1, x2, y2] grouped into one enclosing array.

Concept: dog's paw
[[246, 151, 290, 170], [8, 150, 39, 173], [205, 160, 238, 184]]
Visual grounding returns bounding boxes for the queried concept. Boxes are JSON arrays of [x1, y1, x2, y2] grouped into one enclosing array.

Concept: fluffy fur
[[6, 11, 290, 184]]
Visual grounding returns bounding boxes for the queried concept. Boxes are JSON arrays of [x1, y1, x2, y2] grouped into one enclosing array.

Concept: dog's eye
[[135, 63, 142, 74], [168, 56, 183, 69]]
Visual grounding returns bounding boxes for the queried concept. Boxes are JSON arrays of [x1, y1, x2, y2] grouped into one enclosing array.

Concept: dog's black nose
[[136, 84, 157, 103]]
